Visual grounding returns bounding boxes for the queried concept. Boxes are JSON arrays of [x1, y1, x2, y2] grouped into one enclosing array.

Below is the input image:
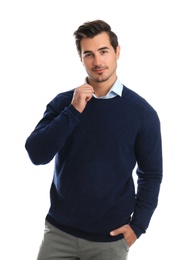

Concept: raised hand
[[71, 84, 94, 113]]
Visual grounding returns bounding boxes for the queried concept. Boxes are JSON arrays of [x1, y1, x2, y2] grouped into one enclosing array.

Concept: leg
[[77, 237, 129, 260], [37, 221, 80, 260]]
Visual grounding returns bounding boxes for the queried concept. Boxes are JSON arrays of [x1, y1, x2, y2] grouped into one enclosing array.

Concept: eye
[[83, 52, 92, 58], [100, 50, 108, 55]]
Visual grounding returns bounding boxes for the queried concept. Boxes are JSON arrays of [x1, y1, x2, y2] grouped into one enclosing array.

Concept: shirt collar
[[108, 78, 123, 97], [85, 77, 123, 99]]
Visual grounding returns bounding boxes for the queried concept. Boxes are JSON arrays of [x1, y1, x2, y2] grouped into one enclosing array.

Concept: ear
[[81, 58, 85, 66], [116, 45, 120, 59], [80, 55, 84, 64], [79, 56, 85, 66]]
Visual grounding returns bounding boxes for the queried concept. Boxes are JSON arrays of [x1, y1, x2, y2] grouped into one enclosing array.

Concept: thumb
[[110, 227, 124, 236]]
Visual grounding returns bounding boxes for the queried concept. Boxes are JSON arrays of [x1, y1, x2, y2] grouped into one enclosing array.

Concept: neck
[[87, 76, 117, 97]]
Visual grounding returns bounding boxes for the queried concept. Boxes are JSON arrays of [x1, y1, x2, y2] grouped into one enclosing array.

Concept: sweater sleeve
[[25, 95, 81, 165], [130, 105, 163, 238]]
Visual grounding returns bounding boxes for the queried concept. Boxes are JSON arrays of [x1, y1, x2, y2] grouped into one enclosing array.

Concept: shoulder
[[122, 86, 157, 114], [53, 89, 74, 104], [123, 86, 149, 106], [47, 89, 74, 110], [122, 86, 160, 127], [42, 89, 74, 116]]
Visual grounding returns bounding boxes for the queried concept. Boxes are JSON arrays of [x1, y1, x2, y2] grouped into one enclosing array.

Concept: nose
[[93, 53, 102, 67]]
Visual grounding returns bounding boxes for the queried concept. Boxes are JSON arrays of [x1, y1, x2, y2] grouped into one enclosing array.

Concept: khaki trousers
[[37, 221, 129, 260]]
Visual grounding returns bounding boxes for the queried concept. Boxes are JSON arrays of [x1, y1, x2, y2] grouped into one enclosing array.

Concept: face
[[80, 32, 120, 84]]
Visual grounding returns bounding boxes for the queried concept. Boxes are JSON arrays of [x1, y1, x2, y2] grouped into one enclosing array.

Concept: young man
[[25, 20, 163, 260]]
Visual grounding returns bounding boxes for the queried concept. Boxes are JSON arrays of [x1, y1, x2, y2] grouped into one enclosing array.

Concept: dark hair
[[73, 20, 119, 56]]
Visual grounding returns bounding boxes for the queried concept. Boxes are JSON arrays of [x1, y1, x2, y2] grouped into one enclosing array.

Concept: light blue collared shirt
[[85, 78, 123, 99]]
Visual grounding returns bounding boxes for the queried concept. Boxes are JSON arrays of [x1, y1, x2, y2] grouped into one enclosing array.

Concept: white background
[[0, 0, 185, 259]]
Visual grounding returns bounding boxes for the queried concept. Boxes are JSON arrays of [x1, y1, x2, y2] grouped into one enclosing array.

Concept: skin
[[71, 32, 120, 112], [71, 32, 137, 247]]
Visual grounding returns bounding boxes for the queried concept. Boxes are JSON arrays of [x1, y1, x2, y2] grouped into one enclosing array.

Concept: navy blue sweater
[[25, 86, 162, 242]]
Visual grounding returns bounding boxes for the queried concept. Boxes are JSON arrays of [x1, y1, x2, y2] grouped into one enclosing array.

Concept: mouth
[[93, 67, 106, 74], [94, 69, 104, 74]]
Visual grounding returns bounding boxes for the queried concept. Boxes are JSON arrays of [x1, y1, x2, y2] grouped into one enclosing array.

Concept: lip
[[93, 69, 105, 74]]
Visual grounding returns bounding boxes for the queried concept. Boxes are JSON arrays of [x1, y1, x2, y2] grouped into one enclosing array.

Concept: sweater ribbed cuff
[[67, 104, 82, 119], [130, 223, 146, 238]]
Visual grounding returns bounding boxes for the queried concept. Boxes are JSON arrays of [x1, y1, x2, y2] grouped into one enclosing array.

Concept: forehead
[[80, 32, 111, 52]]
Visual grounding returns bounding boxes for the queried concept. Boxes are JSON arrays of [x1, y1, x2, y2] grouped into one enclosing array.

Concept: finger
[[81, 84, 94, 92], [110, 227, 125, 236]]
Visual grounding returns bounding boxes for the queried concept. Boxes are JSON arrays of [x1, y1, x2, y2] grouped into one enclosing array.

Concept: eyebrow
[[83, 46, 109, 55]]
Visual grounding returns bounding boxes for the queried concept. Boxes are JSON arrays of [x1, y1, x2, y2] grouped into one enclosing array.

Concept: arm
[[25, 100, 81, 165], [25, 84, 94, 165], [111, 106, 163, 246], [130, 107, 163, 238]]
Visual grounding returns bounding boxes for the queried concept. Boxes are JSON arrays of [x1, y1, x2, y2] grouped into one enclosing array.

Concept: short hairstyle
[[73, 20, 119, 56]]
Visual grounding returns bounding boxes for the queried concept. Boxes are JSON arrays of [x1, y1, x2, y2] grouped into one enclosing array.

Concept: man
[[25, 20, 163, 260]]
